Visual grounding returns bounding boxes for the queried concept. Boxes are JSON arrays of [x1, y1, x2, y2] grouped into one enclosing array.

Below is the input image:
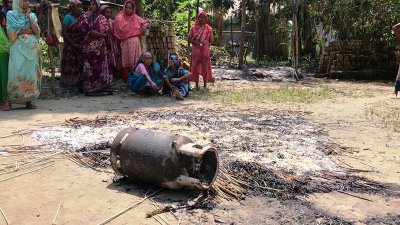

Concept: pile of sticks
[[63, 115, 129, 128], [211, 167, 247, 201]]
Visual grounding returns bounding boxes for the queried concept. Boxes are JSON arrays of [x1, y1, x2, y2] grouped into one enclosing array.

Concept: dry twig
[[0, 207, 9, 225], [96, 188, 162, 225], [52, 202, 62, 225]]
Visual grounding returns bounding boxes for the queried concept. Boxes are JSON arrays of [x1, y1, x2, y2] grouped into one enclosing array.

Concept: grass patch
[[365, 107, 400, 132], [190, 84, 333, 104]]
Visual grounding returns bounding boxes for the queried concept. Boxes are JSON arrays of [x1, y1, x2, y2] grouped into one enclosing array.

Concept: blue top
[[63, 13, 75, 26]]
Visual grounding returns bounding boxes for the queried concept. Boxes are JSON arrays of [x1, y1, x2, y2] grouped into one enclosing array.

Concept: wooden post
[[238, 0, 246, 68], [255, 14, 260, 66], [45, 2, 56, 95], [187, 9, 191, 59], [48, 46, 56, 94], [230, 16, 234, 64], [292, 0, 299, 80], [196, 0, 200, 16]]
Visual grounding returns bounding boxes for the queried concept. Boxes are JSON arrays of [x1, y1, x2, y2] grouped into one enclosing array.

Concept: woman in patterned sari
[[60, 0, 88, 90], [188, 12, 213, 89], [82, 0, 112, 96], [114, 0, 149, 82], [6, 0, 41, 109], [128, 51, 167, 95]]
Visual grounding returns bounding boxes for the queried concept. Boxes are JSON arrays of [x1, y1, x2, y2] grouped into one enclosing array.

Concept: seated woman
[[164, 54, 192, 100], [128, 51, 168, 95]]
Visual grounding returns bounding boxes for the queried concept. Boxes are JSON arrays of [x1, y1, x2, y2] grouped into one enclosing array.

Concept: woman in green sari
[[6, 0, 41, 109], [0, 25, 9, 111]]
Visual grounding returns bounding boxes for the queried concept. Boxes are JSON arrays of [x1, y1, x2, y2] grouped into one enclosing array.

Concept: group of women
[[0, 0, 215, 111], [60, 0, 149, 96], [60, 0, 213, 99]]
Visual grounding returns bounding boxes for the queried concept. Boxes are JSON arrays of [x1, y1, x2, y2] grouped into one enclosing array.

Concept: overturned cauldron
[[110, 128, 219, 190]]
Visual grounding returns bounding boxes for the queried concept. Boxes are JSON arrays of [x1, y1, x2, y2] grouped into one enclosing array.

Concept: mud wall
[[318, 40, 398, 79]]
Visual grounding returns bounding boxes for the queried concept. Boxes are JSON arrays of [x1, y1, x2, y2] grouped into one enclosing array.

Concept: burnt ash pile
[[227, 161, 400, 200], [364, 214, 400, 225], [144, 109, 341, 175], [75, 142, 111, 168], [29, 109, 400, 200]]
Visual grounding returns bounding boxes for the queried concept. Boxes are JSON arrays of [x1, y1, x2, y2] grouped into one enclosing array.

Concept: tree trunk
[[238, 0, 246, 67], [302, 5, 314, 57], [214, 8, 224, 46], [135, 0, 144, 17], [293, 0, 299, 80], [256, 3, 270, 61]]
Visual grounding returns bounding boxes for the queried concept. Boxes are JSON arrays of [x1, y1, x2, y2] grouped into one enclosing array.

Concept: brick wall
[[318, 40, 398, 79], [145, 22, 176, 70]]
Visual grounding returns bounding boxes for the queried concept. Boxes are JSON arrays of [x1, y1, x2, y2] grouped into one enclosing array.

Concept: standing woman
[[60, 0, 88, 90], [0, 15, 9, 111], [82, 0, 113, 96], [6, 0, 41, 109], [100, 5, 118, 78], [113, 0, 149, 82], [188, 12, 213, 89]]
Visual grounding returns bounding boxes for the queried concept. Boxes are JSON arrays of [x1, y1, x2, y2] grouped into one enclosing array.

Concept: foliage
[[39, 38, 61, 72], [310, 0, 400, 44], [266, 0, 400, 44]]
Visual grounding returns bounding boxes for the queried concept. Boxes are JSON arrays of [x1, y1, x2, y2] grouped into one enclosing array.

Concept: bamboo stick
[[0, 160, 54, 176], [0, 207, 9, 225], [52, 202, 62, 225], [96, 188, 162, 225], [0, 163, 54, 183]]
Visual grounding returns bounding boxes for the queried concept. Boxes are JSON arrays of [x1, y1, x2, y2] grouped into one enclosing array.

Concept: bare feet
[[0, 102, 10, 111], [25, 102, 37, 109], [175, 91, 184, 100]]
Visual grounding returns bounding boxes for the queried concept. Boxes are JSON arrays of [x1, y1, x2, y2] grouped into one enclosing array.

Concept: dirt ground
[[0, 68, 399, 225]]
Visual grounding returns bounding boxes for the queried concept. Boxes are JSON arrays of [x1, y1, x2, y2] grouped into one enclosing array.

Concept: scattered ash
[[364, 214, 400, 225], [31, 116, 128, 151], [143, 109, 342, 175], [226, 160, 400, 199], [270, 199, 353, 225]]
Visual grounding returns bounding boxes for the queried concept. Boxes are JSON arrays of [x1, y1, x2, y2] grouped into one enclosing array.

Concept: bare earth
[[0, 68, 399, 225]]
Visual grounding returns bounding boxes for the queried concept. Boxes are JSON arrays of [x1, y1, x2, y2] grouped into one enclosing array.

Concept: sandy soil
[[0, 70, 399, 225]]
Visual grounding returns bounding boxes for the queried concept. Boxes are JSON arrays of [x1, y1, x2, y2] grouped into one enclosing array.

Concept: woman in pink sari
[[188, 12, 213, 89], [113, 0, 149, 82]]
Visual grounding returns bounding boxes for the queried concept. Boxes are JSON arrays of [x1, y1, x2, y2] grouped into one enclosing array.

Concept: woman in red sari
[[82, 0, 113, 95], [113, 0, 149, 82], [100, 5, 119, 78], [188, 12, 213, 89]]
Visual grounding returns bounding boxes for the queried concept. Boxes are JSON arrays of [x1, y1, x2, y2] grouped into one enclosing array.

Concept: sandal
[[26, 102, 37, 110]]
